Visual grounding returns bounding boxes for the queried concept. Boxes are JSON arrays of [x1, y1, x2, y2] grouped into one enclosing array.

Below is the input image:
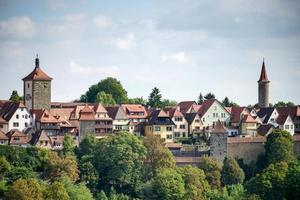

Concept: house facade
[[164, 107, 189, 138]]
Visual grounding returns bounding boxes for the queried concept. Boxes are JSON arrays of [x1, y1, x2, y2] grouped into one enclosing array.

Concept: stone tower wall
[[32, 81, 51, 110], [79, 121, 95, 142], [258, 81, 269, 107], [209, 133, 228, 162]]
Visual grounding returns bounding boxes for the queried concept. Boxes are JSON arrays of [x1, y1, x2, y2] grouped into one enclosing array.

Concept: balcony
[[95, 124, 113, 129], [41, 124, 60, 130]]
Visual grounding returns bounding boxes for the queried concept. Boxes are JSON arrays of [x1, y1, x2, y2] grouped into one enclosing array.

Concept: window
[[195, 119, 200, 123], [175, 117, 182, 122], [179, 125, 185, 129], [13, 122, 19, 127], [25, 122, 28, 127], [166, 126, 172, 131], [291, 125, 294, 129], [155, 126, 160, 132], [25, 114, 28, 119], [285, 125, 289, 129], [27, 83, 30, 88], [166, 134, 172, 139], [221, 113, 225, 118], [182, 132, 186, 137], [203, 118, 205, 122], [174, 132, 180, 137], [16, 115, 19, 119]]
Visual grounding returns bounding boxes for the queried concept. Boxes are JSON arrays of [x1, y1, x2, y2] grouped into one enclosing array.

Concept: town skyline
[[1, 0, 300, 105]]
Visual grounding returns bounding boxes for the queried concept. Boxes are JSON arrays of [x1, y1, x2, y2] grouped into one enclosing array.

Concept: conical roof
[[258, 60, 269, 82]]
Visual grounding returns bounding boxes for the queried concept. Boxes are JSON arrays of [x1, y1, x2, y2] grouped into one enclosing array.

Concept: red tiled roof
[[258, 60, 269, 82], [22, 61, 52, 81], [231, 107, 247, 123], [242, 114, 256, 123], [225, 107, 232, 114], [32, 109, 59, 123], [0, 116, 8, 124], [277, 106, 300, 120], [121, 104, 147, 119], [164, 107, 184, 118], [197, 99, 216, 117], [6, 129, 29, 145], [0, 130, 8, 140], [94, 103, 107, 113], [276, 114, 289, 125], [257, 124, 273, 136], [177, 101, 197, 113], [211, 120, 228, 133], [79, 104, 95, 121], [227, 136, 266, 144]]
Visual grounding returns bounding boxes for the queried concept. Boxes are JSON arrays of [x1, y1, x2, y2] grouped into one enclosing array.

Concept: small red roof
[[211, 120, 228, 133], [79, 104, 95, 121], [177, 101, 197, 113], [242, 114, 256, 123], [0, 130, 8, 140], [197, 99, 216, 117]]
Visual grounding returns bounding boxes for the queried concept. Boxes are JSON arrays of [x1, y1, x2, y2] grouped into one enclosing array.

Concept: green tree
[[97, 190, 108, 200], [221, 157, 245, 185], [61, 177, 94, 200], [94, 132, 147, 196], [8, 166, 37, 183], [9, 90, 22, 103], [5, 178, 44, 200], [0, 156, 11, 179], [80, 77, 128, 103], [76, 134, 99, 159], [63, 134, 75, 155], [274, 101, 295, 107], [143, 134, 175, 179], [44, 151, 79, 182], [265, 129, 294, 165], [127, 97, 146, 105], [161, 99, 178, 107], [147, 87, 162, 108], [222, 97, 230, 107], [149, 168, 185, 200], [198, 93, 204, 104], [204, 92, 215, 100], [198, 157, 222, 189], [97, 91, 116, 106], [45, 181, 70, 200], [285, 159, 300, 199], [79, 160, 99, 193], [245, 162, 289, 200], [177, 165, 210, 200]]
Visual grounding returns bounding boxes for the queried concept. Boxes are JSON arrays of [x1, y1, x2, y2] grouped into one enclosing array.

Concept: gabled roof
[[121, 104, 147, 119], [277, 106, 300, 120], [210, 120, 228, 134], [79, 104, 95, 121], [22, 58, 52, 81], [177, 101, 197, 113], [94, 103, 107, 113], [0, 116, 8, 124], [30, 130, 50, 145], [184, 113, 199, 124], [106, 106, 128, 120], [257, 124, 273, 136], [276, 114, 290, 125], [163, 107, 184, 118], [198, 99, 229, 118], [257, 107, 276, 124], [6, 129, 29, 145], [258, 60, 269, 82], [32, 109, 59, 123], [147, 109, 175, 125], [0, 101, 27, 121], [242, 114, 257, 123], [0, 130, 8, 140]]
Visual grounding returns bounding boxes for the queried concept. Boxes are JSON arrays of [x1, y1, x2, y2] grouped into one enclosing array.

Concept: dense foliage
[[9, 90, 23, 103], [0, 129, 299, 200]]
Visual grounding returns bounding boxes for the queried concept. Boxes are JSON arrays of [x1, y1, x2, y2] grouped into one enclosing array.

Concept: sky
[[0, 0, 299, 106]]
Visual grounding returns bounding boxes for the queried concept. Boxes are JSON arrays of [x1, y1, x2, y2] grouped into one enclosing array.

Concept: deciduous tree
[[63, 134, 75, 155], [9, 90, 22, 103], [198, 157, 222, 189], [97, 91, 116, 106], [221, 157, 245, 185]]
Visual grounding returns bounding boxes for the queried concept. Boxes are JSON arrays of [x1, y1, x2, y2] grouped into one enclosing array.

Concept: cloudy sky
[[0, 0, 299, 106]]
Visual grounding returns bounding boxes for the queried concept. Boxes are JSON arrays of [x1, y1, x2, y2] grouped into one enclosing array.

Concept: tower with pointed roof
[[258, 59, 270, 108], [23, 56, 52, 110]]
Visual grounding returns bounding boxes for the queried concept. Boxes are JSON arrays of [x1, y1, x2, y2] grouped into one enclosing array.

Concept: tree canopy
[[204, 92, 215, 100], [80, 77, 128, 103], [9, 90, 23, 103], [274, 101, 295, 107], [265, 129, 294, 165], [96, 91, 116, 106], [147, 87, 162, 108], [221, 156, 245, 186], [198, 93, 204, 104], [198, 157, 222, 189]]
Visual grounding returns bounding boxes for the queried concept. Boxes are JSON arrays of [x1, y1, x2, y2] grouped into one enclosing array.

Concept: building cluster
[[0, 57, 299, 153]]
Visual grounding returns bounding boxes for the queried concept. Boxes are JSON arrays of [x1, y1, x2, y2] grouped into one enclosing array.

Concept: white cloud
[[0, 16, 35, 39], [112, 32, 136, 50], [93, 15, 111, 29], [161, 52, 190, 64], [69, 60, 119, 76]]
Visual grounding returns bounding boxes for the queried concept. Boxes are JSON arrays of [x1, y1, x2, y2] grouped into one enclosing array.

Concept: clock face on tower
[[25, 94, 32, 101]]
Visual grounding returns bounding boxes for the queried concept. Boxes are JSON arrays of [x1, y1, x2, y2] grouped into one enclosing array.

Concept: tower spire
[[35, 54, 39, 68], [258, 58, 269, 82]]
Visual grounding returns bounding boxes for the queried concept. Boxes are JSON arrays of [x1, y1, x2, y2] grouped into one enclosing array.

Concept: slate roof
[[106, 106, 128, 120], [277, 106, 300, 120], [0, 101, 26, 121], [184, 113, 199, 124], [257, 124, 274, 136], [147, 109, 175, 125], [257, 107, 276, 124]]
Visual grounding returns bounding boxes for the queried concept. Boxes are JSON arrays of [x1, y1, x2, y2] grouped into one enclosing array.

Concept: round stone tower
[[258, 60, 270, 108]]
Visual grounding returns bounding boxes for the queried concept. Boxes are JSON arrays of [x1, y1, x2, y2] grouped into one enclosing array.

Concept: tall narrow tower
[[258, 59, 270, 108], [22, 56, 52, 110]]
